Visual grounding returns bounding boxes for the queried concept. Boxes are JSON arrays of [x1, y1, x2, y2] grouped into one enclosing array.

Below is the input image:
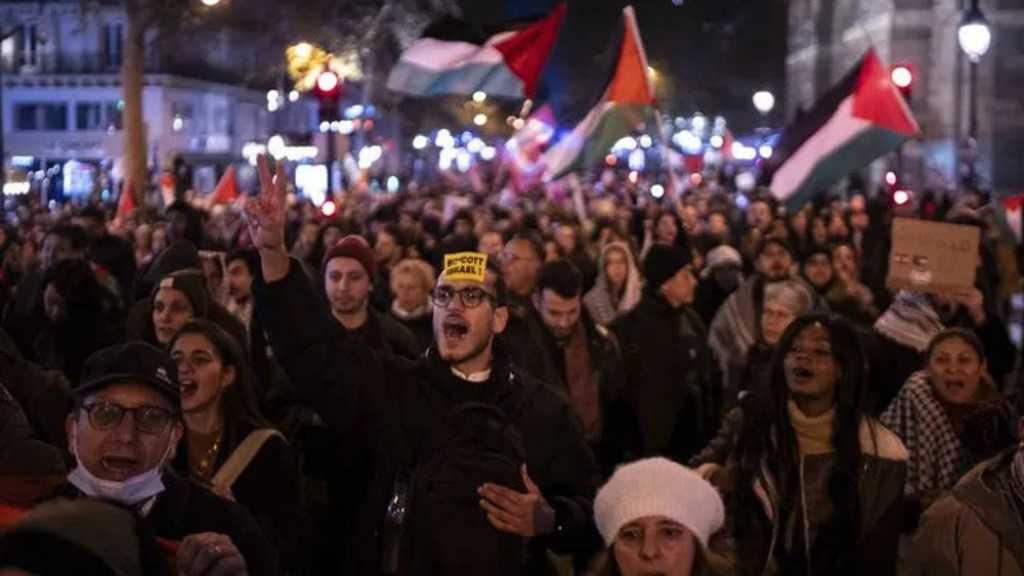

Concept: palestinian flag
[[386, 3, 566, 99], [211, 165, 240, 205], [534, 5, 657, 182], [994, 193, 1024, 244], [762, 49, 920, 208]]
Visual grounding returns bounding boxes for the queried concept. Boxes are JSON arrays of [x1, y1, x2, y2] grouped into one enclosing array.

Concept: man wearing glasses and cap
[[56, 341, 276, 576], [245, 156, 599, 574]]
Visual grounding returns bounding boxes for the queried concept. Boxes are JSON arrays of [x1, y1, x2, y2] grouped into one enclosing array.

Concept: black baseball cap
[[77, 342, 180, 403]]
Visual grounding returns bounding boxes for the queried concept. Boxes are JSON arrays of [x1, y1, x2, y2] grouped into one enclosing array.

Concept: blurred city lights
[[412, 135, 429, 150], [316, 71, 340, 93], [885, 171, 898, 186], [894, 190, 911, 205], [321, 200, 337, 216], [435, 129, 456, 148], [473, 113, 488, 126], [890, 66, 913, 89], [650, 184, 665, 198], [467, 138, 485, 153], [710, 135, 724, 149], [293, 42, 313, 60], [639, 135, 653, 149], [480, 146, 497, 161], [758, 144, 774, 159], [288, 90, 300, 102], [387, 176, 400, 193], [472, 91, 487, 103], [752, 90, 776, 115], [613, 136, 638, 152]]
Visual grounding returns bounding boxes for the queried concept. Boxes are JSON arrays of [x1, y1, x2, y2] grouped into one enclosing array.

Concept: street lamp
[[958, 0, 990, 186], [958, 1, 991, 64]]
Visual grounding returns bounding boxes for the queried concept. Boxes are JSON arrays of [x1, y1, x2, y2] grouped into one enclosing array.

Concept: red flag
[[211, 166, 239, 205], [117, 181, 137, 219]]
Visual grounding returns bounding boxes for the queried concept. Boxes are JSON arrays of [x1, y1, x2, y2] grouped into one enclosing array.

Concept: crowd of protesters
[[0, 157, 1021, 576]]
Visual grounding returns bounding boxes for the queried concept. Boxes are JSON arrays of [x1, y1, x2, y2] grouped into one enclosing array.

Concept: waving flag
[[762, 49, 920, 208], [509, 5, 656, 182], [995, 193, 1024, 245], [116, 180, 137, 219], [211, 165, 240, 205], [387, 3, 566, 99]]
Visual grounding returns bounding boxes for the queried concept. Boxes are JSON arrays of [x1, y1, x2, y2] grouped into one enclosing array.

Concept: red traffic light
[[890, 65, 913, 89], [317, 71, 339, 93]]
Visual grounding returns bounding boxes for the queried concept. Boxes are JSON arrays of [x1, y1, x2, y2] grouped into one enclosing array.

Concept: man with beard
[[245, 156, 599, 574], [532, 260, 629, 476], [320, 234, 419, 359], [905, 392, 1024, 575]]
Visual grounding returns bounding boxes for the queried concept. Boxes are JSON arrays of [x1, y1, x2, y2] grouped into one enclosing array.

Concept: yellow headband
[[441, 252, 488, 283]]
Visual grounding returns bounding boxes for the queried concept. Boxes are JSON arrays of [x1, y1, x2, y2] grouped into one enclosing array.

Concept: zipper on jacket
[[799, 456, 812, 576]]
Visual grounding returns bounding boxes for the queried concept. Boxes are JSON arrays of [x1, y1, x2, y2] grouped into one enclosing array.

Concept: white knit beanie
[[594, 457, 725, 547]]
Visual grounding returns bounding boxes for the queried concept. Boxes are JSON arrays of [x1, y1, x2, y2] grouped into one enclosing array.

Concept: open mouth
[[791, 366, 815, 381], [100, 456, 138, 476], [944, 379, 965, 392], [442, 317, 470, 343], [180, 378, 198, 397]]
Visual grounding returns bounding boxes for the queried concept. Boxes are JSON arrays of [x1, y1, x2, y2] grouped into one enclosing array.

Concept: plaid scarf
[[874, 291, 945, 353], [880, 371, 969, 495]]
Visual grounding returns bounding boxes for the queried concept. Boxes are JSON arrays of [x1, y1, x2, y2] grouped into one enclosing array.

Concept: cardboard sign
[[886, 218, 980, 294]]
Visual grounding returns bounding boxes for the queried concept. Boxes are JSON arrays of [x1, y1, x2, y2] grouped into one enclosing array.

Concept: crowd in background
[[0, 160, 1021, 576]]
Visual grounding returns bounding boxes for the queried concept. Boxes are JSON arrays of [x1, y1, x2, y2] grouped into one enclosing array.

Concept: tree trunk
[[122, 6, 147, 208]]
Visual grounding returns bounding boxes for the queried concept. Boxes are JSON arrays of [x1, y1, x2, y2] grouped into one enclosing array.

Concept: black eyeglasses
[[81, 400, 177, 435], [430, 286, 496, 309]]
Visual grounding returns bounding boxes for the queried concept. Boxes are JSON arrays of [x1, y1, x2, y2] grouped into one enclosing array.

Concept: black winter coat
[[533, 309, 636, 477], [56, 471, 279, 576], [610, 292, 720, 464], [255, 261, 601, 575], [173, 423, 304, 573]]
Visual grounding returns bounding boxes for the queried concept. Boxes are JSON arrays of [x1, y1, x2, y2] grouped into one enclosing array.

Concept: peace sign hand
[[244, 155, 288, 252], [244, 155, 291, 281]]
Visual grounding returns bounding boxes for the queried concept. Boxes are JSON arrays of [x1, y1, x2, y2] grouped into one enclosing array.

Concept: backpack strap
[[212, 429, 283, 494]]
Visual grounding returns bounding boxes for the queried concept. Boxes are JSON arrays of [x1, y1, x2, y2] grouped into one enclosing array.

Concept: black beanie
[[643, 244, 693, 289]]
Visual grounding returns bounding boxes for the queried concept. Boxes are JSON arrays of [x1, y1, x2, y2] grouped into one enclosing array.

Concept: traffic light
[[312, 69, 342, 123], [890, 64, 914, 102]]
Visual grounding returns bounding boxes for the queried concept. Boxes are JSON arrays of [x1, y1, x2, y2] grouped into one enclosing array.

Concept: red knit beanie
[[322, 235, 376, 278]]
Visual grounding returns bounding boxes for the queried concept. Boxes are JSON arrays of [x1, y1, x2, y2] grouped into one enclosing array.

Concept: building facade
[[786, 0, 1024, 193], [0, 1, 298, 200]]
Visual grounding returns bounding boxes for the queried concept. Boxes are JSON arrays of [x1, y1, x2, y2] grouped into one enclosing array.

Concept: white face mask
[[67, 427, 174, 507]]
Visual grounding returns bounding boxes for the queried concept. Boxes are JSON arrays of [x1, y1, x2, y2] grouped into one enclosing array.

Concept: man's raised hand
[[244, 155, 290, 281]]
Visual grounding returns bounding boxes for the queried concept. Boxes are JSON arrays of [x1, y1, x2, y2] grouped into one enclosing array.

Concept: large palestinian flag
[[386, 3, 565, 99], [528, 5, 657, 182], [762, 49, 920, 208]]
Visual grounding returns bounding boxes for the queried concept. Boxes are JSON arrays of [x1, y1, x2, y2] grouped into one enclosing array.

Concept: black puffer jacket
[[255, 261, 601, 575]]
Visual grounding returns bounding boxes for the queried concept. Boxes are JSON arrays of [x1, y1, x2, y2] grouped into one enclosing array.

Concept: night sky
[[458, 0, 788, 133]]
